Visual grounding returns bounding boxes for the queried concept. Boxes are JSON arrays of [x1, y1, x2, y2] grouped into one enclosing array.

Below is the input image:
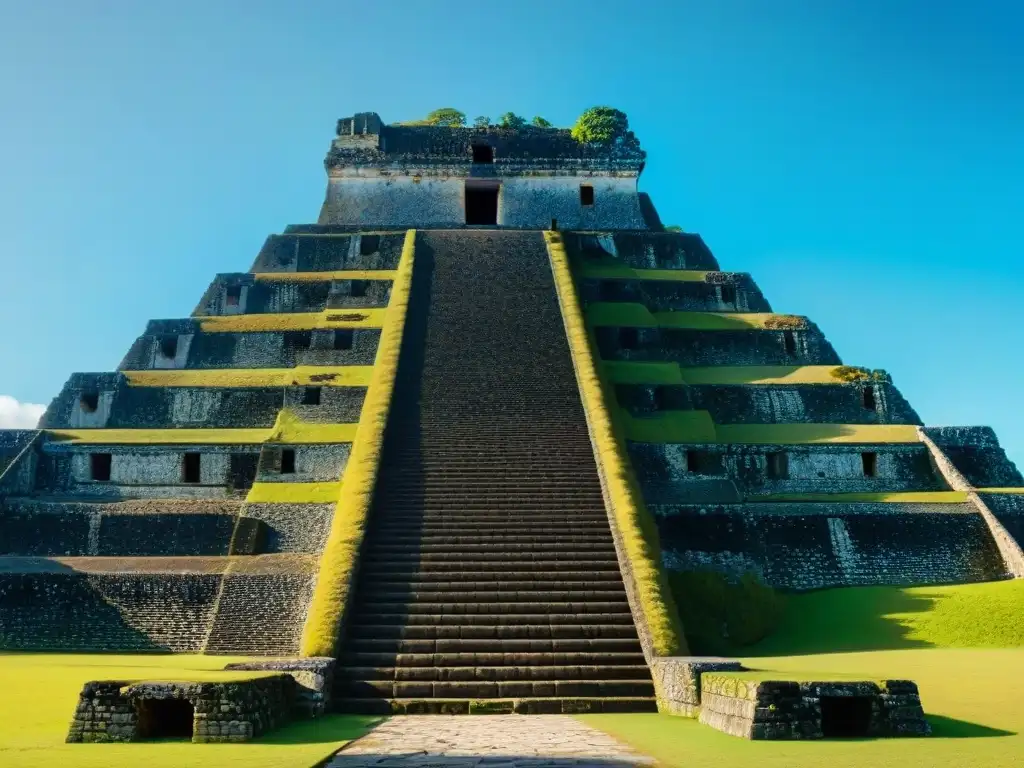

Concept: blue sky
[[1, 1, 1022, 463]]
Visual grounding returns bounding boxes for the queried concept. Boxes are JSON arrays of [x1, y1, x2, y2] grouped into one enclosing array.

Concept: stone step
[[349, 612, 636, 626], [336, 664, 652, 682], [359, 561, 621, 577], [346, 637, 644, 654], [364, 542, 616, 555], [336, 679, 655, 700], [339, 651, 648, 669], [332, 697, 658, 715], [347, 624, 641, 640]]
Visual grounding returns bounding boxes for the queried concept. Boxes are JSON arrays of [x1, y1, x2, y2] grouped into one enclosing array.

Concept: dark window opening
[[465, 184, 499, 225], [135, 698, 195, 740], [79, 392, 99, 413], [580, 185, 595, 206], [472, 144, 494, 163], [359, 235, 380, 256], [302, 386, 322, 405], [820, 696, 873, 738], [720, 284, 737, 306], [229, 453, 259, 491], [862, 451, 878, 478], [766, 451, 789, 480], [280, 448, 296, 474], [599, 281, 622, 302], [550, 218, 558, 231], [619, 327, 640, 350], [653, 386, 674, 412], [285, 330, 312, 350], [158, 335, 179, 359], [862, 385, 877, 410], [90, 453, 112, 482], [686, 449, 713, 474], [225, 284, 242, 307], [349, 280, 368, 298], [333, 329, 354, 350], [783, 330, 797, 357], [182, 452, 201, 483]]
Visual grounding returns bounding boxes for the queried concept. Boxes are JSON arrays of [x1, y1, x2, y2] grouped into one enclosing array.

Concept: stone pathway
[[327, 715, 655, 767]]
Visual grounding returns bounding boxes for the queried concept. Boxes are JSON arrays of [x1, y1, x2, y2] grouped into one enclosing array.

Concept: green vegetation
[[580, 649, 1024, 767], [472, 115, 491, 128], [663, 225, 683, 232], [581, 581, 1024, 766], [761, 314, 808, 330], [621, 415, 921, 445], [0, 654, 378, 767], [531, 115, 553, 127], [602, 361, 685, 385], [670, 570, 786, 656], [571, 106, 630, 144], [424, 107, 466, 126], [602, 363, 858, 386], [498, 112, 527, 129], [746, 491, 970, 503], [585, 303, 812, 331], [300, 231, 416, 657], [546, 231, 687, 656], [832, 365, 888, 383], [749, 580, 1024, 656]]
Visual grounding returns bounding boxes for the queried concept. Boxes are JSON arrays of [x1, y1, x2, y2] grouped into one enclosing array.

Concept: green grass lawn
[[0, 654, 379, 768], [581, 580, 1024, 767]]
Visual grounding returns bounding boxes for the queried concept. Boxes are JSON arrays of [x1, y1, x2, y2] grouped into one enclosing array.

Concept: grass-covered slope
[[0, 654, 377, 768]]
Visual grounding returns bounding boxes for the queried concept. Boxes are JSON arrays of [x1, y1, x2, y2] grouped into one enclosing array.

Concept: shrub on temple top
[[498, 112, 527, 129], [424, 107, 466, 127], [472, 115, 491, 128], [571, 106, 630, 144], [531, 116, 553, 128]]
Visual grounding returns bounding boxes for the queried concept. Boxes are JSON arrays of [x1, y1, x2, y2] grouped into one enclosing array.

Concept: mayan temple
[[2, 109, 1022, 731]]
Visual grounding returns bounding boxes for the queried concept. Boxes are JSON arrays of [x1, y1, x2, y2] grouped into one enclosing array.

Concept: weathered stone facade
[[66, 676, 295, 743], [698, 674, 930, 739]]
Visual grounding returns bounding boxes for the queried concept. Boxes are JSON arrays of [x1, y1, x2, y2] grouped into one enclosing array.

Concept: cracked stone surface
[[327, 715, 655, 767]]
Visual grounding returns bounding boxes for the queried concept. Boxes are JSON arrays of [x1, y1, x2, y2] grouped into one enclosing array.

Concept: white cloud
[[0, 395, 46, 429]]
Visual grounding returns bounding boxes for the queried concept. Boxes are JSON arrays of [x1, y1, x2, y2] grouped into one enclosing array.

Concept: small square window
[[285, 331, 312, 350], [580, 185, 595, 206], [280, 449, 296, 474], [472, 144, 494, 163], [766, 452, 789, 479], [91, 453, 112, 482], [350, 280, 368, 298], [158, 335, 179, 359], [225, 284, 242, 307], [182, 452, 201, 483], [720, 284, 737, 306], [333, 329, 354, 350], [79, 392, 99, 413], [619, 327, 640, 350], [359, 235, 380, 256], [302, 386, 322, 405], [862, 452, 878, 477]]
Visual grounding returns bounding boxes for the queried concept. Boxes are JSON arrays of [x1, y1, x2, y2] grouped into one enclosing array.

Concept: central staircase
[[334, 230, 655, 714]]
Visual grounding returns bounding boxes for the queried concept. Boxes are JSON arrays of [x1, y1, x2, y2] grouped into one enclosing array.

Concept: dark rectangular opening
[[280, 448, 296, 474], [465, 184, 499, 225], [136, 697, 195, 740], [862, 385, 877, 410], [720, 284, 737, 307], [580, 184, 595, 206], [90, 453, 112, 482], [302, 386, 322, 405], [182, 452, 201, 483], [550, 218, 558, 231], [359, 234, 380, 256], [820, 695, 873, 738], [686, 449, 714, 474], [653, 386, 672, 411], [349, 280, 368, 298], [783, 330, 797, 356], [229, 453, 259, 491], [284, 330, 312, 350], [599, 281, 623, 302], [333, 329, 354, 350], [862, 451, 878, 477], [225, 284, 242, 307], [472, 144, 494, 163], [79, 391, 99, 413], [619, 327, 640, 350], [158, 334, 178, 359], [766, 451, 789, 479]]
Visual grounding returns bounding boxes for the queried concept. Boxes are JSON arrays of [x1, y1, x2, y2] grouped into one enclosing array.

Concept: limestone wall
[[595, 327, 842, 367], [565, 231, 720, 270], [0, 572, 221, 651], [616, 382, 921, 425], [580, 276, 771, 313], [251, 232, 405, 273], [194, 274, 392, 316], [653, 503, 1005, 589], [318, 176, 647, 229]]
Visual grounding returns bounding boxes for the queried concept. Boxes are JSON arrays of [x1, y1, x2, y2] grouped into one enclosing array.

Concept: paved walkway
[[327, 715, 655, 767]]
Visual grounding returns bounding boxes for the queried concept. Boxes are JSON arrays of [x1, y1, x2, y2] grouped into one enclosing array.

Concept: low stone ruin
[[698, 674, 930, 739], [66, 675, 295, 743]]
